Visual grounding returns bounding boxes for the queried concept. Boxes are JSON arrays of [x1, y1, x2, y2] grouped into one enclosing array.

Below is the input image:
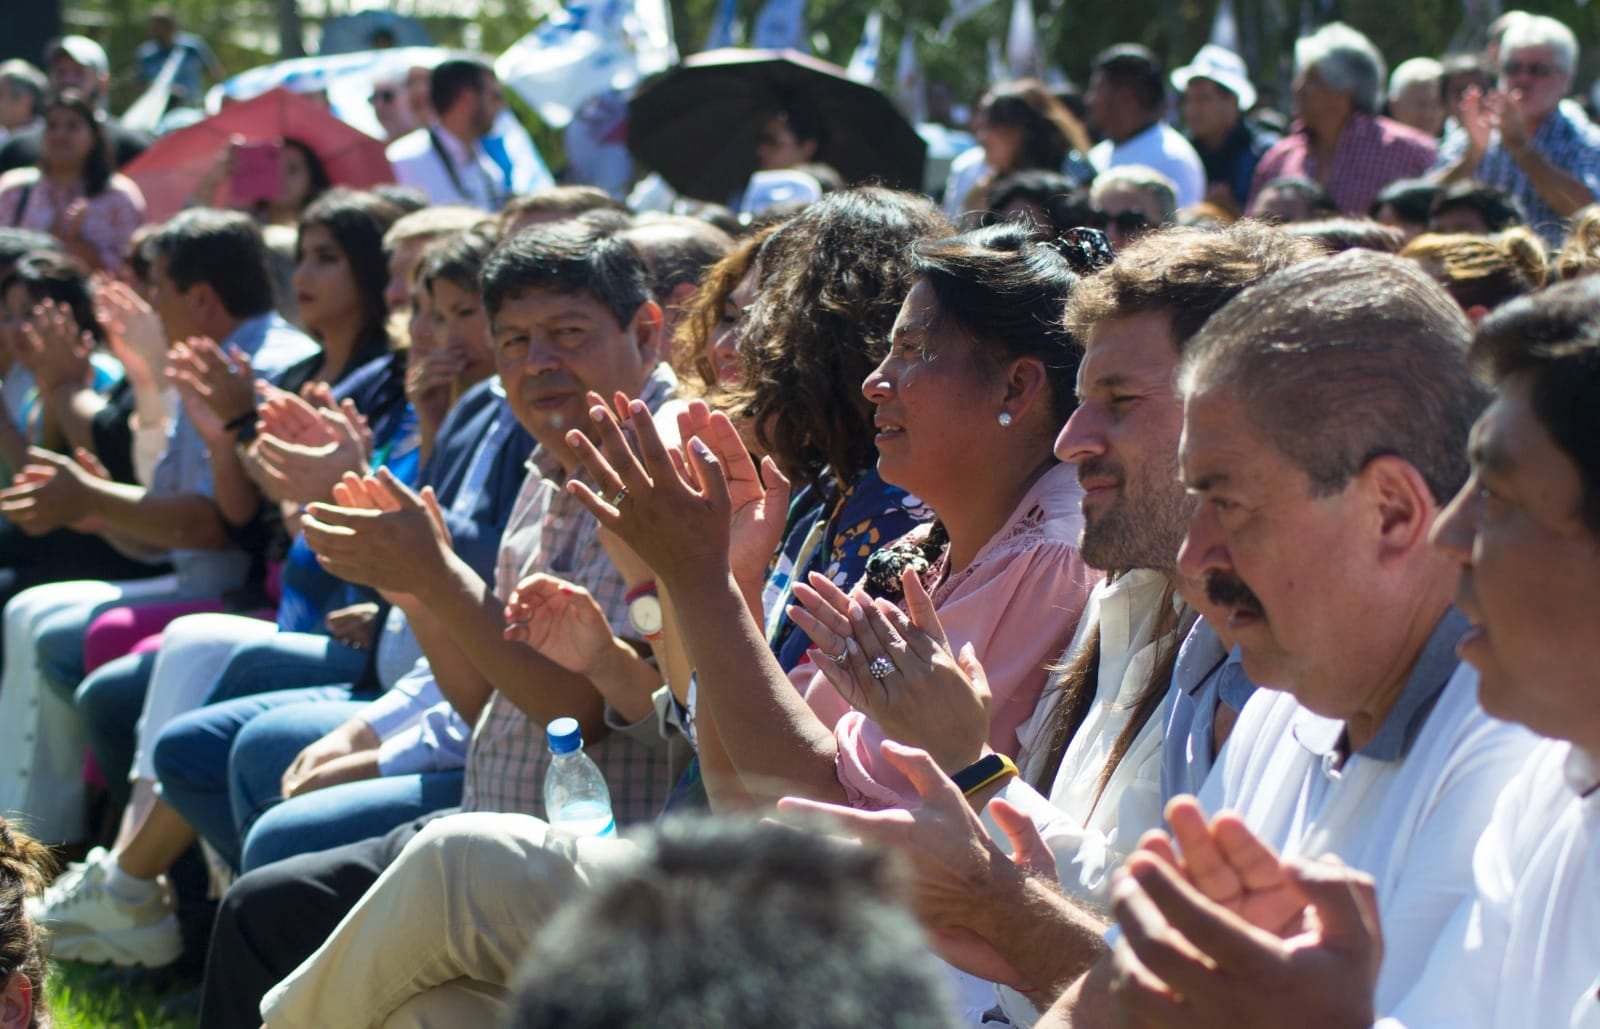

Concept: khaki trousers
[[261, 811, 639, 1029]]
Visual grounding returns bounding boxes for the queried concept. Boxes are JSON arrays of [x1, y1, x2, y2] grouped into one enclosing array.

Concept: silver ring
[[868, 655, 895, 680], [611, 486, 628, 506], [825, 648, 849, 666]]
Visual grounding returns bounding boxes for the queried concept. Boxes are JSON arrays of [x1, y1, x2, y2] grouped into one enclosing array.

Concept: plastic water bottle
[[543, 718, 616, 838]]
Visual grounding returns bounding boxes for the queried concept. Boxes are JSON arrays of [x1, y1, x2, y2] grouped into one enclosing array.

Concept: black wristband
[[949, 752, 1019, 796]]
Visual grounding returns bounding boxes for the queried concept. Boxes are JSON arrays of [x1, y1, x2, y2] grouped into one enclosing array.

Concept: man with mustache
[[1068, 275, 1600, 1029], [780, 222, 1319, 1025], [1039, 249, 1542, 1026]]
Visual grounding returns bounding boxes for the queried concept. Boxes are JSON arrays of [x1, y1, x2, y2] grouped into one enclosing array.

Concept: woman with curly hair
[[0, 816, 52, 1028], [1402, 227, 1547, 320]]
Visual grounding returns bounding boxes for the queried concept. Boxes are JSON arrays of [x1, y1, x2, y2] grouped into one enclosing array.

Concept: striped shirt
[[461, 364, 676, 823], [1435, 101, 1600, 246]]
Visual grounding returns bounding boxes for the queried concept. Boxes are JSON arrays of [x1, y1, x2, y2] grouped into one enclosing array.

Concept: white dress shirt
[[1088, 121, 1207, 208], [1199, 611, 1538, 1013], [986, 569, 1191, 1027], [387, 123, 506, 211], [1378, 740, 1600, 1029]]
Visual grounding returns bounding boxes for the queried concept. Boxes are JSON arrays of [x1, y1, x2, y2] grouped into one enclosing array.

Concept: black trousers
[[198, 809, 457, 1029]]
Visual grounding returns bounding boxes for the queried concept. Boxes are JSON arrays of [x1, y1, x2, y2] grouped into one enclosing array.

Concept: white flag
[[497, 0, 644, 128], [1208, 0, 1241, 53], [1004, 0, 1041, 80], [896, 29, 926, 124], [847, 11, 884, 83], [751, 0, 809, 50], [121, 46, 185, 133]]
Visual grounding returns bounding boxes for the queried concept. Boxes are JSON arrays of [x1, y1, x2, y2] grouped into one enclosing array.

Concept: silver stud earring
[[998, 412, 1013, 428]]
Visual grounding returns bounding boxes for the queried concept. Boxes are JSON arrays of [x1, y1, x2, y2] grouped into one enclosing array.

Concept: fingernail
[[689, 437, 712, 459], [565, 429, 584, 446], [590, 406, 607, 423]]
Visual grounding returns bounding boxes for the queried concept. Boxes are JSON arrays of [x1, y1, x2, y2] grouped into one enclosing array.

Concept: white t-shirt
[[1379, 740, 1600, 1028], [1199, 661, 1538, 1012], [1088, 122, 1207, 208]]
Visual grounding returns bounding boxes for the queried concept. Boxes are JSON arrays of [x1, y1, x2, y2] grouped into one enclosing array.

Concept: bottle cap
[[547, 717, 582, 755]]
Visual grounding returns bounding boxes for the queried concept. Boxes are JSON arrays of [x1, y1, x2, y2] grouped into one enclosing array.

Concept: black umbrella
[[627, 48, 928, 203]]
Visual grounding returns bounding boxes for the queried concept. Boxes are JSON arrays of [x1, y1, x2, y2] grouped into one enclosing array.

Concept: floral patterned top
[[762, 466, 933, 675], [0, 168, 146, 271]]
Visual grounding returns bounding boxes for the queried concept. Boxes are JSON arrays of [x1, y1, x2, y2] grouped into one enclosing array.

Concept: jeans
[[230, 698, 464, 872], [155, 686, 355, 872], [73, 650, 157, 815]]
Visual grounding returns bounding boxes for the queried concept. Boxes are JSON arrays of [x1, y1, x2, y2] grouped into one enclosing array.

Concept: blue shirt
[[148, 310, 318, 594], [1436, 101, 1600, 246], [135, 33, 218, 105]]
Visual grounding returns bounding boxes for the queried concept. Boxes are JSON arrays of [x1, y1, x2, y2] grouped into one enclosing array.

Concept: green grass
[[46, 961, 199, 1029]]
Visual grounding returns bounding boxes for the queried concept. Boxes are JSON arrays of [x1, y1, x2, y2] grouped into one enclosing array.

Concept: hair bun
[[1047, 228, 1115, 275]]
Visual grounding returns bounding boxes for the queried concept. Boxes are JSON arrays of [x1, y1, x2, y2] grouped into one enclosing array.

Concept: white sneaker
[[26, 846, 108, 925], [31, 858, 180, 968]]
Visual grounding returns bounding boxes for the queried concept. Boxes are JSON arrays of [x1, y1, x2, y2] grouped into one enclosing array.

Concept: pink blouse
[[0, 168, 147, 272], [803, 461, 1101, 808]]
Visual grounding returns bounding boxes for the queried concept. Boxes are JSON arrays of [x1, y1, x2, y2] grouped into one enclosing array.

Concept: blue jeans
[[73, 651, 156, 813], [156, 687, 356, 871], [236, 698, 462, 871]]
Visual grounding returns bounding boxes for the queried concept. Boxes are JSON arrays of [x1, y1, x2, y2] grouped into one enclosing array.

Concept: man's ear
[[1363, 455, 1436, 562], [630, 299, 665, 367], [0, 970, 33, 1029]]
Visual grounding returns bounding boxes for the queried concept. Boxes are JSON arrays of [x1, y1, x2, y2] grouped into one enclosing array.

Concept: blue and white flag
[[751, 0, 808, 50], [847, 11, 884, 83], [896, 28, 926, 124], [498, 0, 675, 129], [704, 0, 739, 50]]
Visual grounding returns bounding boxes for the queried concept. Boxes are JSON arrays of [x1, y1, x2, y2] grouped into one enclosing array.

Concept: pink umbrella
[[123, 88, 394, 223]]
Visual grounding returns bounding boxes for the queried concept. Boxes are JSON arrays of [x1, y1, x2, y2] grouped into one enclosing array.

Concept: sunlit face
[[148, 254, 200, 343], [1084, 70, 1114, 134], [1430, 376, 1600, 748], [0, 80, 36, 131], [385, 238, 427, 316], [1177, 387, 1380, 709], [862, 279, 997, 507], [755, 114, 817, 171], [292, 223, 361, 339], [1094, 185, 1161, 249], [491, 288, 657, 461], [42, 105, 94, 172], [1499, 44, 1570, 124], [1180, 77, 1241, 142], [708, 262, 758, 386], [976, 115, 1023, 173], [1, 283, 34, 369], [1389, 79, 1446, 138], [370, 82, 416, 139], [1292, 66, 1344, 127], [428, 275, 496, 390], [1054, 312, 1191, 573], [48, 53, 97, 96]]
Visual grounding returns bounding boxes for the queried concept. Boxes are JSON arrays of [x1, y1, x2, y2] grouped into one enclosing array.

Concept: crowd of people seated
[[0, 9, 1596, 1029]]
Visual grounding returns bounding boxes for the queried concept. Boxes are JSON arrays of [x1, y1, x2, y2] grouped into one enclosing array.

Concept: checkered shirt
[[461, 364, 677, 823], [1435, 101, 1600, 246], [1250, 112, 1438, 216]]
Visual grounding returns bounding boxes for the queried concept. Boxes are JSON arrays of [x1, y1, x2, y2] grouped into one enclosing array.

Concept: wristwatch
[[626, 582, 664, 641]]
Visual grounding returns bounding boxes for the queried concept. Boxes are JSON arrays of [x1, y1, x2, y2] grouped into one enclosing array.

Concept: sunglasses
[[371, 89, 398, 104], [1089, 209, 1150, 233], [1500, 60, 1558, 79]]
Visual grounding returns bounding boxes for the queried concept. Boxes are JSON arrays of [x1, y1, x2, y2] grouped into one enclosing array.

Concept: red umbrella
[[123, 88, 394, 223]]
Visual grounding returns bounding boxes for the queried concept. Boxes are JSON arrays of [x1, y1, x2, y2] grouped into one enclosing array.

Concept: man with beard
[[1038, 249, 1542, 1027], [779, 221, 1319, 1025]]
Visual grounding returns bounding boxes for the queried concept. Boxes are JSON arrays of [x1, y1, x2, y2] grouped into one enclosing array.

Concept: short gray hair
[[1181, 250, 1487, 504], [1388, 57, 1442, 103], [1295, 22, 1387, 114], [1500, 14, 1578, 76], [1090, 165, 1179, 224]]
